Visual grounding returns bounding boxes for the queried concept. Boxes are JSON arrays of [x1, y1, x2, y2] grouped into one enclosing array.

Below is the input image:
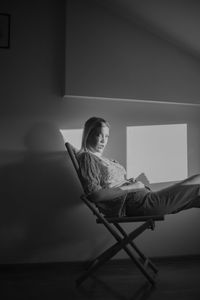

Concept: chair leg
[[76, 239, 127, 286], [130, 242, 158, 273], [123, 245, 156, 285], [76, 220, 156, 286], [113, 222, 158, 274]]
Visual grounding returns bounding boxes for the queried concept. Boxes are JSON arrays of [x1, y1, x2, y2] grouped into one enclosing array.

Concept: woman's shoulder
[[77, 151, 102, 175]]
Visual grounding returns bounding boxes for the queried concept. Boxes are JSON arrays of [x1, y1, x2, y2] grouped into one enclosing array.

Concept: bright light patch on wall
[[127, 124, 188, 184], [60, 129, 83, 149]]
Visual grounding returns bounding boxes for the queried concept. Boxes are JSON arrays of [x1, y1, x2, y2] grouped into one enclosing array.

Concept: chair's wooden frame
[[65, 142, 165, 286]]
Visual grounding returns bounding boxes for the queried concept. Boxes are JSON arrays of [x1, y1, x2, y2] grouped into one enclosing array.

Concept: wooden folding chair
[[65, 142, 165, 286]]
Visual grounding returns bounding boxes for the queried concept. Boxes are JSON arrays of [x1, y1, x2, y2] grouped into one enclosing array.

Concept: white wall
[[65, 0, 200, 104]]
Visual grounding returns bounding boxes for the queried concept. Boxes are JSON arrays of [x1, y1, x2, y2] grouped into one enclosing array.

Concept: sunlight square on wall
[[126, 124, 188, 184], [60, 129, 83, 149]]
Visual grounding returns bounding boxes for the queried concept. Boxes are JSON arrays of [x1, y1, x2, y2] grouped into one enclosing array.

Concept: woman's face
[[87, 125, 109, 155]]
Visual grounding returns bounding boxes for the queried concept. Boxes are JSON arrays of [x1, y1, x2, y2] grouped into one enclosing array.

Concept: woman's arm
[[78, 152, 146, 203], [88, 181, 145, 203]]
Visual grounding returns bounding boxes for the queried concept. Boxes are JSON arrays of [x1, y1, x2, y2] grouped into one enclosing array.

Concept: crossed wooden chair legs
[[76, 196, 164, 286]]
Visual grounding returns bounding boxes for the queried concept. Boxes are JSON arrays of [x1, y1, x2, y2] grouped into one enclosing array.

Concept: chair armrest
[[96, 215, 165, 223]]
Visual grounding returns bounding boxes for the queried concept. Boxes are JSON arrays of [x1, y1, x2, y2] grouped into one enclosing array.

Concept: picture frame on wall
[[0, 13, 11, 48]]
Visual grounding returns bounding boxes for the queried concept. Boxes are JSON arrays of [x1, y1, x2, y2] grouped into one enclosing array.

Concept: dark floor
[[0, 257, 200, 300]]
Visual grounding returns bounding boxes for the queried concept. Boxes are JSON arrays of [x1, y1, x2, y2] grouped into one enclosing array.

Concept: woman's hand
[[127, 177, 136, 183]]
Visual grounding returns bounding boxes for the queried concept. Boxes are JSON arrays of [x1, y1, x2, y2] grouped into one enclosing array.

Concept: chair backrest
[[65, 142, 84, 191]]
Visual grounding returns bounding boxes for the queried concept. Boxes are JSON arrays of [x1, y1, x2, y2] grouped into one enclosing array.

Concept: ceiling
[[96, 0, 200, 60]]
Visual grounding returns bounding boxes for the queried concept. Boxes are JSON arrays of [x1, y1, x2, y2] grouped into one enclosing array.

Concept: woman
[[77, 117, 200, 217]]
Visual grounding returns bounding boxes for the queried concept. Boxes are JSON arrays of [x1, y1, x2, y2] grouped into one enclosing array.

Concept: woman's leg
[[126, 174, 200, 216], [174, 174, 200, 186]]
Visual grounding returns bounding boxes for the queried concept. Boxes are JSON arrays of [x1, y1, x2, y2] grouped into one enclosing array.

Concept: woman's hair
[[81, 117, 110, 151]]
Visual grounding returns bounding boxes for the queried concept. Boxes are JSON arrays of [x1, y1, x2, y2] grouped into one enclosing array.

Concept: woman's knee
[[186, 174, 200, 185]]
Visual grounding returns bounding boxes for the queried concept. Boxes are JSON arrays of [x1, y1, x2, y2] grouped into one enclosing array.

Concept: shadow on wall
[[0, 122, 96, 263]]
